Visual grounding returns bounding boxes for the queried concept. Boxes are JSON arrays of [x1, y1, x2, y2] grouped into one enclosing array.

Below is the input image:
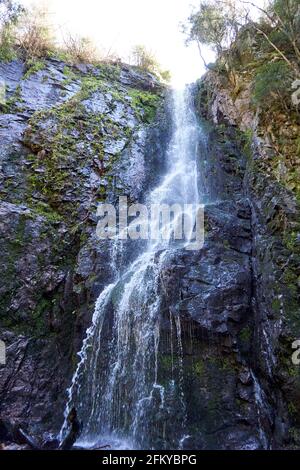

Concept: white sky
[[20, 0, 217, 86], [19, 0, 263, 86]]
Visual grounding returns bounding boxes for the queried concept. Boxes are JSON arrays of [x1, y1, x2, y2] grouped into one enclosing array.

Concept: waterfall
[[61, 87, 201, 450]]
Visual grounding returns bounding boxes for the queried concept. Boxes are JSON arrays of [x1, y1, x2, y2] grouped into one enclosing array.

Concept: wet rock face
[[194, 76, 300, 449], [155, 119, 271, 449], [195, 71, 257, 132], [0, 58, 170, 434], [1, 57, 298, 450]]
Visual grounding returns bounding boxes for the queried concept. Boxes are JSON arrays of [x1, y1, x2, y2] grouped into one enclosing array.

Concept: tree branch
[[238, 0, 275, 24], [253, 23, 299, 75], [197, 40, 208, 69]]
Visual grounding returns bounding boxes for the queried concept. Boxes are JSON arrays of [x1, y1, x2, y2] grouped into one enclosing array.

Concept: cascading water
[[61, 87, 202, 450]]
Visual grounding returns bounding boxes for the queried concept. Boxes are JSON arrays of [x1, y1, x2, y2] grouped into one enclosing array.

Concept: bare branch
[[197, 40, 208, 68], [253, 23, 299, 76], [238, 0, 275, 24]]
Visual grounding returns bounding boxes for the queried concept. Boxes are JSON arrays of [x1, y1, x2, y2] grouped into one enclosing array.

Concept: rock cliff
[[189, 58, 300, 448], [0, 58, 170, 437], [0, 52, 299, 450]]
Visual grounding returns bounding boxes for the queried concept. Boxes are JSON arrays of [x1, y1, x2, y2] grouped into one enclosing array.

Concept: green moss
[[283, 269, 298, 292], [28, 200, 62, 223], [241, 128, 254, 160], [271, 297, 281, 313], [284, 297, 300, 329], [128, 88, 160, 123], [32, 297, 50, 320], [207, 355, 239, 374], [23, 59, 46, 80], [63, 65, 78, 82], [193, 359, 205, 376], [223, 239, 230, 249], [289, 427, 300, 446], [25, 101, 85, 216], [160, 354, 173, 370], [80, 75, 104, 98], [0, 84, 23, 114], [95, 62, 121, 81], [288, 402, 298, 416], [287, 366, 299, 378], [21, 62, 164, 235], [239, 326, 251, 343], [283, 231, 299, 252], [0, 215, 28, 316]]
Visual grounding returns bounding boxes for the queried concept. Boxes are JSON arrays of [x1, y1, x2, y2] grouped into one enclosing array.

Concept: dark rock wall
[[192, 76, 300, 449], [0, 56, 299, 450], [157, 120, 265, 450], [0, 58, 170, 435]]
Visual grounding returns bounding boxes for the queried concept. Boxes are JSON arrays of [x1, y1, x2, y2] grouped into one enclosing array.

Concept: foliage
[[185, 2, 228, 55], [183, 0, 246, 66], [16, 5, 55, 60], [131, 44, 171, 81], [184, 0, 300, 75], [0, 0, 23, 24], [0, 0, 23, 61], [0, 3, 102, 65], [61, 33, 101, 64], [128, 88, 161, 123], [0, 21, 15, 60], [131, 44, 159, 72], [266, 29, 294, 54], [159, 69, 172, 83], [269, 0, 300, 38], [252, 60, 292, 107], [0, 3, 169, 85], [253, 0, 300, 74], [23, 58, 45, 79], [272, 0, 300, 59]]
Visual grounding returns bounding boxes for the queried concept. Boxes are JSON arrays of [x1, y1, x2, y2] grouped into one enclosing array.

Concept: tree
[[183, 0, 244, 67], [131, 45, 159, 72], [237, 0, 300, 75], [184, 0, 300, 76], [62, 33, 101, 64], [0, 0, 24, 60], [185, 2, 227, 58], [0, 0, 23, 26], [160, 69, 172, 83], [16, 4, 55, 59], [252, 60, 292, 109], [0, 2, 56, 62], [131, 44, 171, 81]]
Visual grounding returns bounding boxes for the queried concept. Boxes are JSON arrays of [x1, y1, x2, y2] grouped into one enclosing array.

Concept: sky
[[19, 0, 216, 86], [19, 0, 263, 86]]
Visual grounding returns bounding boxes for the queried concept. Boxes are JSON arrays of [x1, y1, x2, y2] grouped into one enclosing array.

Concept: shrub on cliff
[[182, 0, 245, 67], [60, 34, 101, 64], [0, 0, 23, 61], [0, 1, 57, 61], [252, 60, 293, 110], [16, 5, 55, 60], [183, 0, 300, 77], [131, 44, 171, 82], [0, 2, 102, 65], [131, 45, 159, 72]]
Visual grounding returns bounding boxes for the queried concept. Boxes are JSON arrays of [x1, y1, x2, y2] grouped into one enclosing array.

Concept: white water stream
[[60, 87, 202, 449]]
